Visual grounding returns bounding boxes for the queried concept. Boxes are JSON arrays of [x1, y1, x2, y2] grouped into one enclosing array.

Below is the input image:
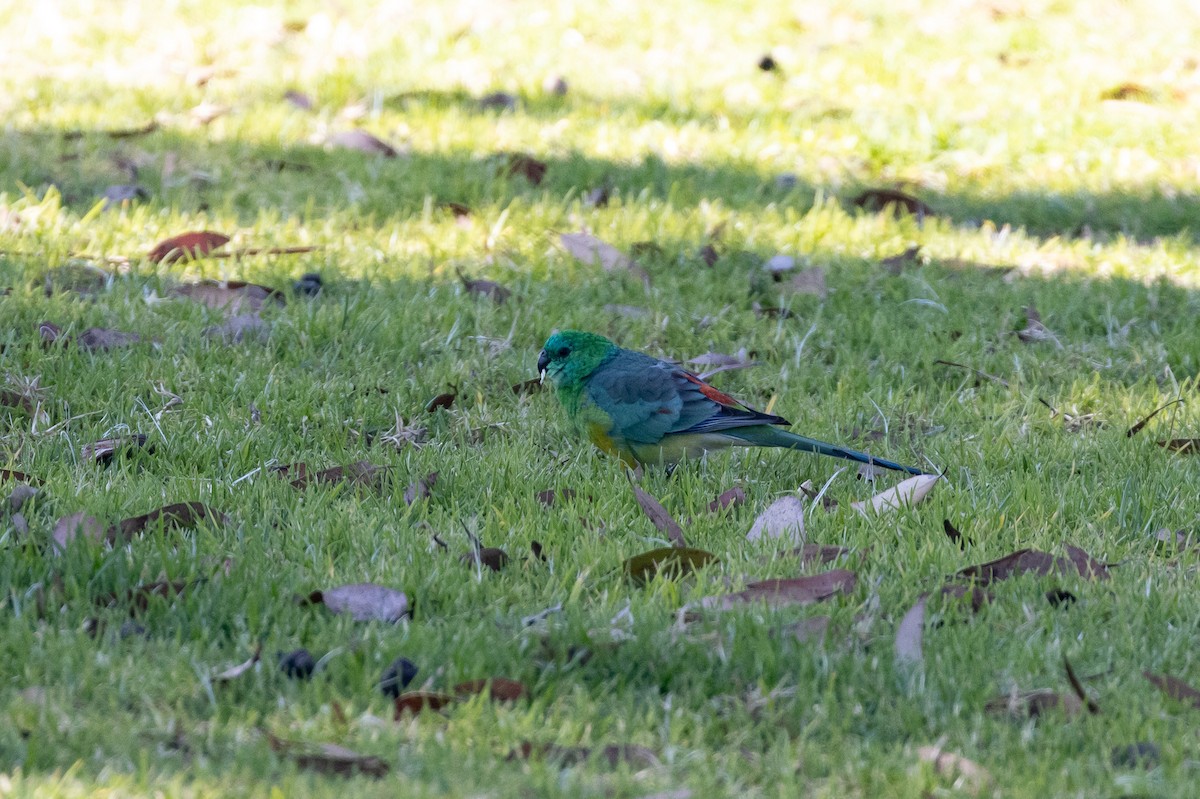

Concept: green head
[[538, 330, 618, 386]]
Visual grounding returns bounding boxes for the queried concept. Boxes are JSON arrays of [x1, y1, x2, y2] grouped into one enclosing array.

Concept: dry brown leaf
[[327, 130, 399, 157], [82, 434, 150, 465], [507, 742, 660, 769], [453, 677, 528, 701], [264, 730, 389, 779], [882, 245, 922, 275], [172, 280, 285, 314], [461, 547, 509, 571], [984, 688, 1083, 719], [1158, 438, 1200, 454], [283, 90, 313, 110], [851, 474, 940, 515], [536, 488, 577, 507], [942, 518, 970, 549], [306, 583, 409, 623], [701, 569, 856, 610], [506, 153, 547, 184], [853, 188, 934, 218], [108, 501, 228, 544], [560, 232, 650, 285], [148, 231, 230, 263], [403, 472, 438, 505], [394, 691, 457, 717], [894, 593, 928, 667], [785, 543, 855, 566], [456, 269, 511, 303], [1143, 671, 1200, 709], [956, 545, 1109, 585], [1, 390, 37, 416], [708, 486, 746, 513], [1016, 304, 1062, 346], [630, 482, 686, 548], [1126, 399, 1182, 437], [623, 547, 717, 585], [0, 468, 40, 485], [52, 511, 105, 551], [289, 461, 388, 492], [746, 495, 805, 546]]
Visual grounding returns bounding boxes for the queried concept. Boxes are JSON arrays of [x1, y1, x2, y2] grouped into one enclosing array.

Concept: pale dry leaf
[[746, 495, 806, 546], [560, 232, 649, 285], [916, 746, 991, 794], [851, 474, 940, 515], [315, 583, 409, 623], [762, 254, 797, 273], [894, 593, 928, 667]]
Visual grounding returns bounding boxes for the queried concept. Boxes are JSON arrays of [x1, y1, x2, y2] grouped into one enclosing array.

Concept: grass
[[2, 0, 1200, 796]]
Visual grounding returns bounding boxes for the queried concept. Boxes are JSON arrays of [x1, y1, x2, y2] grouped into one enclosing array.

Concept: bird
[[538, 330, 930, 475]]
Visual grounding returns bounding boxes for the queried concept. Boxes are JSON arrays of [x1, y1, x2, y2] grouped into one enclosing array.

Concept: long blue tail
[[732, 426, 932, 476]]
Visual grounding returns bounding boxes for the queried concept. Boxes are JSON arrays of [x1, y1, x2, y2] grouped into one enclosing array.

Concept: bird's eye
[[556, 346, 571, 357]]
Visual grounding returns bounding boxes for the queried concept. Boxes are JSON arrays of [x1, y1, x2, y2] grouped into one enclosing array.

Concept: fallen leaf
[[453, 677, 527, 701], [701, 569, 856, 610], [148, 231, 230, 263], [1100, 83, 1156, 102], [80, 327, 144, 351], [425, 392, 456, 413], [203, 313, 269, 343], [0, 468, 40, 485], [698, 243, 719, 266], [6, 484, 38, 512], [507, 742, 660, 769], [1016, 304, 1062, 346], [1, 390, 37, 416], [283, 90, 314, 110], [506, 153, 547, 184], [1126, 399, 1182, 437], [403, 472, 438, 505], [757, 54, 778, 71], [289, 461, 388, 492], [172, 280, 285, 314], [307, 583, 409, 623], [213, 645, 262, 683], [1158, 438, 1200, 454], [630, 483, 686, 547], [783, 615, 830, 643], [708, 487, 746, 513], [456, 269, 511, 303], [785, 268, 827, 298], [623, 547, 718, 585], [108, 501, 228, 544], [560, 232, 649, 285], [394, 691, 457, 717], [916, 746, 991, 794], [327, 130, 399, 157], [984, 689, 1083, 719], [536, 488, 576, 507], [851, 474, 940, 515], [41, 262, 112, 295], [956, 546, 1110, 585], [479, 91, 517, 111], [189, 101, 229, 125], [440, 202, 471, 219], [853, 188, 934, 217], [1063, 655, 1100, 714], [894, 593, 928, 667], [461, 547, 509, 571], [81, 434, 150, 465], [746, 495, 805, 546], [762, 254, 797, 274], [798, 480, 839, 511], [52, 511, 105, 550], [1143, 671, 1200, 709], [939, 584, 993, 613], [264, 730, 388, 779], [785, 543, 855, 565], [942, 519, 971, 549], [1063, 544, 1110, 581]]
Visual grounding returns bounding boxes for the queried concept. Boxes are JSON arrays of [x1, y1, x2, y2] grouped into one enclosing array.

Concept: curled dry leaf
[[461, 547, 509, 571], [1142, 671, 1200, 709], [956, 545, 1109, 585], [456, 269, 511, 303], [1016, 304, 1062, 347], [786, 543, 854, 566], [1126, 399, 1182, 437], [1, 468, 40, 485], [560, 232, 650, 286], [1063, 655, 1101, 714], [746, 495, 805, 546], [148, 230, 230, 263], [630, 483, 686, 548], [403, 472, 438, 505], [108, 501, 228, 544], [1158, 438, 1200, 454], [307, 583, 409, 623], [506, 153, 547, 184], [708, 486, 746, 513], [172, 280, 285, 314], [394, 691, 457, 717], [425, 392, 456, 412], [288, 460, 388, 492], [82, 433, 150, 465], [851, 474, 940, 515], [623, 547, 718, 586], [940, 583, 993, 613], [52, 511, 106, 551], [700, 569, 857, 611], [1, 390, 37, 416], [536, 488, 577, 507], [894, 593, 928, 667], [453, 677, 528, 701], [213, 645, 262, 683], [264, 730, 389, 779], [327, 130, 399, 157], [916, 746, 991, 794], [204, 313, 269, 343], [942, 518, 970, 549], [853, 188, 934, 218]]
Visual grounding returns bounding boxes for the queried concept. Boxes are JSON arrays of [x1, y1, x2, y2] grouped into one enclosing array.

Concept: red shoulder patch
[[682, 372, 742, 409]]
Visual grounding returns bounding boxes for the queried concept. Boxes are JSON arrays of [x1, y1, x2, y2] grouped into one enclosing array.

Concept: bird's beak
[[537, 349, 550, 382]]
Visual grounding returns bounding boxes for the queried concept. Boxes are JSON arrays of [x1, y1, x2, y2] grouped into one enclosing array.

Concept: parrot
[[537, 330, 931, 475]]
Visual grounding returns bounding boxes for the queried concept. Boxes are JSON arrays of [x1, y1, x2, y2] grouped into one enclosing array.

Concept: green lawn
[[2, 1, 1200, 796]]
